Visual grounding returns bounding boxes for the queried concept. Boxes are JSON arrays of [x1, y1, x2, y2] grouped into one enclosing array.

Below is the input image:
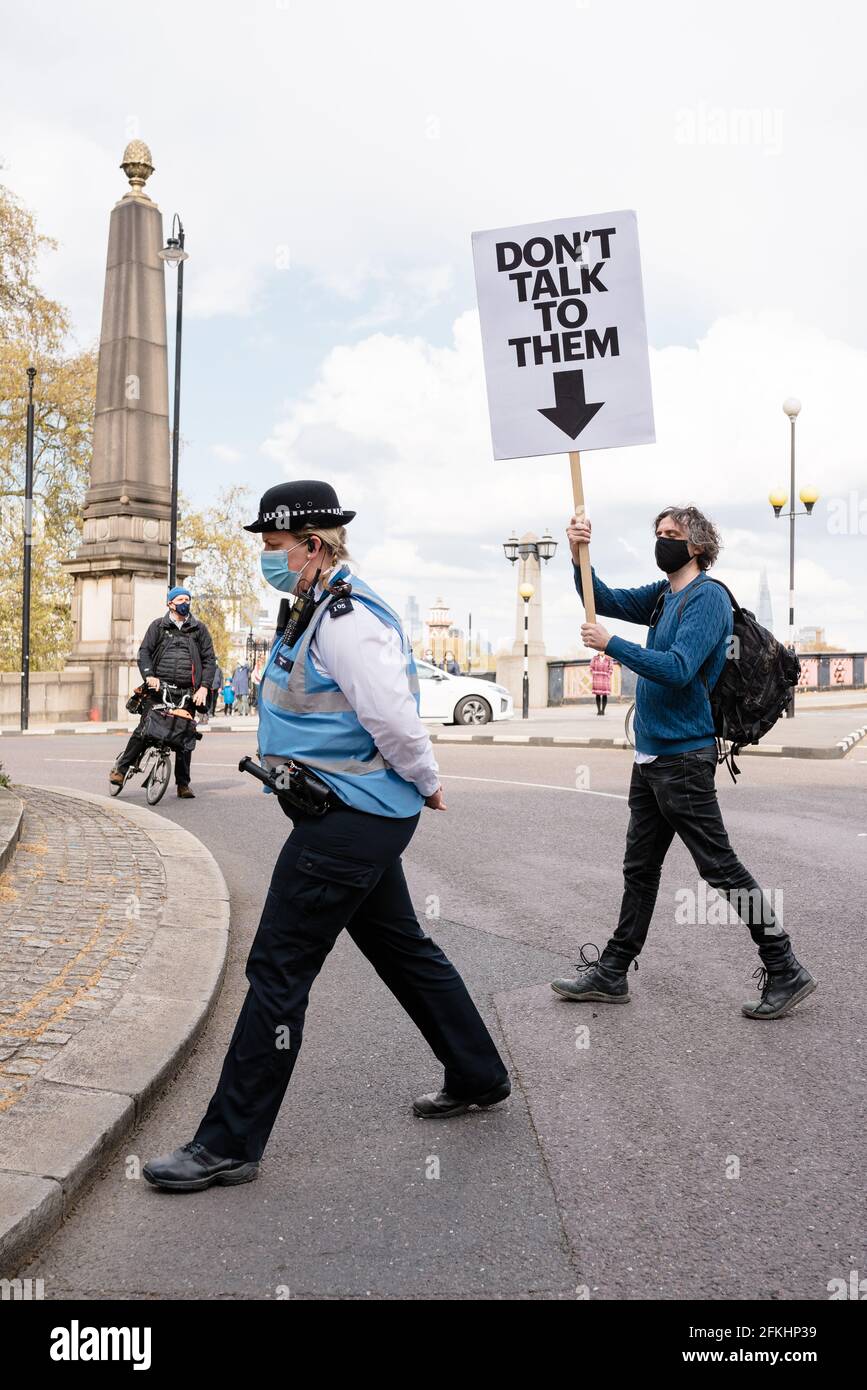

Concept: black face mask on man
[[654, 537, 693, 574]]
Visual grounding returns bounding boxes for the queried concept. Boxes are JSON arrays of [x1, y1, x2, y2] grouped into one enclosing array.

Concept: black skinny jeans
[[194, 802, 508, 1162], [601, 746, 792, 976]]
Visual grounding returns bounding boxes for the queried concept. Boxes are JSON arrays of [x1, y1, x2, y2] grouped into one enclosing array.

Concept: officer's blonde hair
[[293, 524, 352, 580]]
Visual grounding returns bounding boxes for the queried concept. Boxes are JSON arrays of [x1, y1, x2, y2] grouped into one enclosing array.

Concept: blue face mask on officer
[[260, 539, 312, 593]]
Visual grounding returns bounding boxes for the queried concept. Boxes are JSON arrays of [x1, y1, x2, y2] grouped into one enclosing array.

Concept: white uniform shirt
[[305, 569, 441, 798]]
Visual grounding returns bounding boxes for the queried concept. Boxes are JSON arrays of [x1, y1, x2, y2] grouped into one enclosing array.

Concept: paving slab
[[0, 786, 230, 1274]]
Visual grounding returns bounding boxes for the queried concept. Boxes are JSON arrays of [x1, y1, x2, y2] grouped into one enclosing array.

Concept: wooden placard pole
[[569, 450, 595, 623]]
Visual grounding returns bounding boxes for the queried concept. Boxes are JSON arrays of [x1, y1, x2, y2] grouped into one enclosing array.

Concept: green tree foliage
[[0, 179, 97, 670], [177, 485, 262, 673]]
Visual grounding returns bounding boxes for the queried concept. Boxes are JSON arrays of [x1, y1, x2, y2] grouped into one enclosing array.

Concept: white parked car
[[415, 660, 514, 725]]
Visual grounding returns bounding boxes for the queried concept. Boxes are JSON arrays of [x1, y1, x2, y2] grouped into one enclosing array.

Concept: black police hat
[[243, 480, 356, 533]]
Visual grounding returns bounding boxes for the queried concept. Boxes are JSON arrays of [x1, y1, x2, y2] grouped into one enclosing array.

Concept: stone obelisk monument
[[63, 140, 193, 719]]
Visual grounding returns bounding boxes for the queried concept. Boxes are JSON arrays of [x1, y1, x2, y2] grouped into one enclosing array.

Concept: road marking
[[440, 773, 628, 800], [43, 758, 244, 768]]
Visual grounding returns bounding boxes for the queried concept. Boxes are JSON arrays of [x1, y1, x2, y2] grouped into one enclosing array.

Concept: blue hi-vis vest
[[256, 567, 424, 818]]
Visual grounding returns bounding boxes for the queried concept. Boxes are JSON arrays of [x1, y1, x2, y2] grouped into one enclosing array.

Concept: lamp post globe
[[769, 489, 787, 518]]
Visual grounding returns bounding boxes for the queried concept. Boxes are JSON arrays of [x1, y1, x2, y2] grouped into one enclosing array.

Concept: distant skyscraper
[[404, 594, 421, 643], [757, 567, 774, 632]]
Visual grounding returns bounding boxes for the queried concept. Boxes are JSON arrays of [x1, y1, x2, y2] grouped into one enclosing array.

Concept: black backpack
[[650, 576, 801, 780]]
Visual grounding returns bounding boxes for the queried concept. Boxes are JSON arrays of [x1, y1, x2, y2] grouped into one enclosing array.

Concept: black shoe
[[142, 1140, 258, 1192], [412, 1079, 511, 1118], [551, 942, 631, 1003], [742, 963, 817, 1020]]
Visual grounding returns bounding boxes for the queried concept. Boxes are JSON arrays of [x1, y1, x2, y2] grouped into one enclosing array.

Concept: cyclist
[[110, 586, 215, 799]]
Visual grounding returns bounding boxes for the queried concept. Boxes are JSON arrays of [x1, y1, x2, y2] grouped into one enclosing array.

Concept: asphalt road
[[4, 731, 866, 1300]]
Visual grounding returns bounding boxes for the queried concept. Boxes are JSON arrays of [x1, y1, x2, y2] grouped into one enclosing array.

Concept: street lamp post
[[519, 583, 534, 719], [20, 366, 36, 732], [768, 397, 819, 719], [158, 214, 189, 588], [503, 529, 557, 720]]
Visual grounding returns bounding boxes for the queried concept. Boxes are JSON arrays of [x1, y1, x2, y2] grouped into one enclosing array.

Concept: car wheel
[[454, 695, 492, 725]]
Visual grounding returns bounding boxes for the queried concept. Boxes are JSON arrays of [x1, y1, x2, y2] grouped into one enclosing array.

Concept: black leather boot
[[741, 960, 817, 1020], [143, 1140, 258, 1192], [551, 943, 632, 1003], [412, 1079, 511, 1118]]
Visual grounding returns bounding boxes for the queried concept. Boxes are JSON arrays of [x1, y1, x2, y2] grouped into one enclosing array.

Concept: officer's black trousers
[[194, 803, 508, 1162]]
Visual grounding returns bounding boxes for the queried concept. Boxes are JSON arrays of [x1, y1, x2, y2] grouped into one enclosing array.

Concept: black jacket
[[138, 614, 217, 691]]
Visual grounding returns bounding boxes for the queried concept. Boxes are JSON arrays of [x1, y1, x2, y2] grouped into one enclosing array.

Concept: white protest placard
[[471, 209, 654, 461]]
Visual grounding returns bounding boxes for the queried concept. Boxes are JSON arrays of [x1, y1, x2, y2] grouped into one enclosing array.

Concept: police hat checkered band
[[261, 503, 346, 523]]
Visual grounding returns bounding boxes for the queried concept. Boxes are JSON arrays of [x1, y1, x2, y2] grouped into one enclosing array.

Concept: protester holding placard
[[551, 506, 816, 1021]]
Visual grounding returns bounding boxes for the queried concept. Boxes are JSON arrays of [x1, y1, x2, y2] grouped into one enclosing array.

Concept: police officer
[[144, 481, 510, 1192]]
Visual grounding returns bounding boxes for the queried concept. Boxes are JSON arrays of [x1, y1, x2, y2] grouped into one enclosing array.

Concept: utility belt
[[238, 756, 335, 817]]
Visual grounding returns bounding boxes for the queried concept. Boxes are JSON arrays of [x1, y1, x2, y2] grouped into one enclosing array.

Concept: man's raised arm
[[568, 514, 665, 626]]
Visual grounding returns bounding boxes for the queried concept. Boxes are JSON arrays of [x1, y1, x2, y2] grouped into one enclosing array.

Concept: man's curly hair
[[653, 505, 721, 570]]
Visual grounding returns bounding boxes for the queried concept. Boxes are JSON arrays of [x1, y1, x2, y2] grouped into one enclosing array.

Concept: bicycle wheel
[[624, 702, 636, 748], [145, 749, 171, 805]]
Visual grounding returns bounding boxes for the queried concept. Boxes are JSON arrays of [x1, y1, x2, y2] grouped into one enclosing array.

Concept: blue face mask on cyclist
[[172, 602, 190, 617], [260, 540, 310, 593]]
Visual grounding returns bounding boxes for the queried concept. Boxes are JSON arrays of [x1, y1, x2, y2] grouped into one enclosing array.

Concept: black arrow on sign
[[538, 369, 604, 440]]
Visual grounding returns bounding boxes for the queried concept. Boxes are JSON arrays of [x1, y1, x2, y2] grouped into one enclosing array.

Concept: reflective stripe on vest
[[261, 749, 391, 776], [259, 676, 352, 714]]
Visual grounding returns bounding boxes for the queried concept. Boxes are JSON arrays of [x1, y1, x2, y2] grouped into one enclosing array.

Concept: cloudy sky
[[3, 0, 866, 655]]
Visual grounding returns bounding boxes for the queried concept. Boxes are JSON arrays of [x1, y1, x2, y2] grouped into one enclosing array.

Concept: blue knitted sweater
[[573, 564, 732, 755]]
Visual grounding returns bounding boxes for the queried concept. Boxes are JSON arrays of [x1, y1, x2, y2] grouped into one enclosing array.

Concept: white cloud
[[3, 0, 867, 345]]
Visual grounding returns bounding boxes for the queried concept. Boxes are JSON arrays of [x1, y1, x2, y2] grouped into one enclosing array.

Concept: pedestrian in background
[[232, 662, 251, 716], [222, 680, 235, 716], [444, 650, 461, 675], [591, 649, 613, 715], [208, 663, 223, 717]]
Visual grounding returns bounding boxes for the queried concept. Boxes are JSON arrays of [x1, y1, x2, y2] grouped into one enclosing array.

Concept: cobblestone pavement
[[0, 788, 166, 1114]]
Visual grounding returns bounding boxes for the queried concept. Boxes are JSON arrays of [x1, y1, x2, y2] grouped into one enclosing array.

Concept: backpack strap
[[666, 574, 741, 782], [648, 586, 667, 629]]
